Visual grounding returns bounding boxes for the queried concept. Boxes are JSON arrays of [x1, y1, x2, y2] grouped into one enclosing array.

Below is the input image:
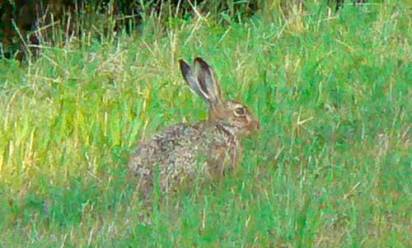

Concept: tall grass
[[0, 1, 411, 246]]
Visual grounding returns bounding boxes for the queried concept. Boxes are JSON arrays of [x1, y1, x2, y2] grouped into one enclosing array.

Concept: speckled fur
[[128, 121, 238, 193], [128, 57, 259, 194]]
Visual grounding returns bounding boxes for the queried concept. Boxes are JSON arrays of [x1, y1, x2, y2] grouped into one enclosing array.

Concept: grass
[[0, 1, 411, 247]]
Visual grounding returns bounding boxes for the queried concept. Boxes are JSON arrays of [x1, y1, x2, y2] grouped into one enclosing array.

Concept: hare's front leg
[[206, 144, 230, 178], [230, 141, 241, 174], [207, 142, 241, 178]]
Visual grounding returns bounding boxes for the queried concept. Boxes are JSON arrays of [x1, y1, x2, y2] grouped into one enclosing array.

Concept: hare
[[128, 57, 259, 194]]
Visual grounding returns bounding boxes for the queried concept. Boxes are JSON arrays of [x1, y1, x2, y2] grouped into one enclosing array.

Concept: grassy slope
[[0, 2, 411, 247]]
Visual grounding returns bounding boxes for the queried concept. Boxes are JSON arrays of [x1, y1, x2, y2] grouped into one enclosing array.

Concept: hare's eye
[[234, 107, 245, 116]]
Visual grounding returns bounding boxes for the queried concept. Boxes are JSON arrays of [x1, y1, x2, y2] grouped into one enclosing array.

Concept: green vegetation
[[0, 1, 411, 247]]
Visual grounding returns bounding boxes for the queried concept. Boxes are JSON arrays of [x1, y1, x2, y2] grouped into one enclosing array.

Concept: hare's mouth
[[243, 119, 260, 136]]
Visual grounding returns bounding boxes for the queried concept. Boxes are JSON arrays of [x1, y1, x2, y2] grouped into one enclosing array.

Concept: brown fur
[[128, 57, 259, 195]]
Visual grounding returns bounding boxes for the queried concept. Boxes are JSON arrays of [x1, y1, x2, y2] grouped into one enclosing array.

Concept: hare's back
[[128, 123, 203, 170]]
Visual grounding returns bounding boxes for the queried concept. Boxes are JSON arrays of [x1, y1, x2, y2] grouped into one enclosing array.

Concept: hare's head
[[179, 57, 259, 137]]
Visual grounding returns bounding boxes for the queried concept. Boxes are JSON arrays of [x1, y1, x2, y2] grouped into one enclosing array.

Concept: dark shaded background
[[0, 0, 365, 60]]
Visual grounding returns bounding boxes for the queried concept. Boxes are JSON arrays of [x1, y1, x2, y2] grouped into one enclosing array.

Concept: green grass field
[[0, 2, 411, 247]]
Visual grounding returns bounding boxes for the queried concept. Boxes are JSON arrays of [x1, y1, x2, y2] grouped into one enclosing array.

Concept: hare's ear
[[179, 59, 209, 100], [194, 57, 223, 108]]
